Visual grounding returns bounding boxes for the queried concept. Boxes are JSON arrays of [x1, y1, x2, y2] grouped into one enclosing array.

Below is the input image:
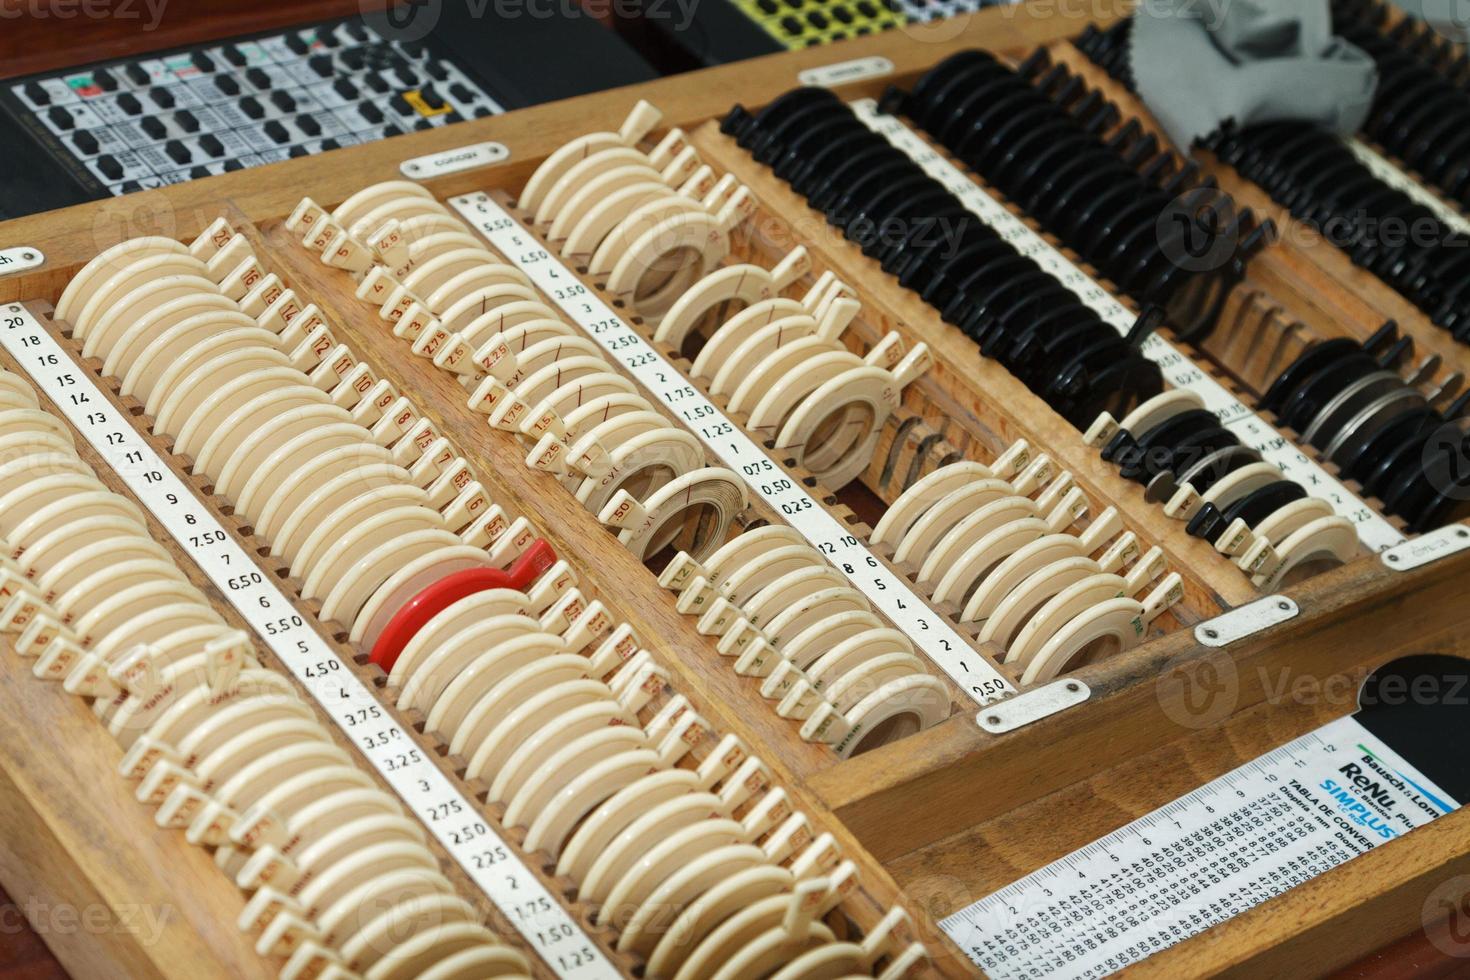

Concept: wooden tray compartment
[[635, 28, 1470, 873], [1041, 33, 1470, 538], [264, 89, 1470, 878], [267, 154, 1267, 837], [688, 134, 1254, 613], [311, 182, 1219, 669], [0, 200, 976, 976], [487, 179, 1237, 621], [1040, 35, 1470, 406], [684, 97, 1415, 561]]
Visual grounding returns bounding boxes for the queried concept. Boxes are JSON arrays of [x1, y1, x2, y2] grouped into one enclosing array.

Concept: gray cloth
[[1130, 0, 1379, 149]]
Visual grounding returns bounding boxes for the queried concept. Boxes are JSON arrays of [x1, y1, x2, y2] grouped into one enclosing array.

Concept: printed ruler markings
[[851, 99, 1405, 553], [0, 305, 618, 980], [943, 714, 1458, 980], [1346, 138, 1470, 238], [450, 194, 1015, 708]]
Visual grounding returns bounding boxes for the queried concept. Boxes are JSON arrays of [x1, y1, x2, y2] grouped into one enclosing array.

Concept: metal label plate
[[400, 141, 510, 179], [977, 679, 1091, 734], [798, 56, 894, 88], [1380, 523, 1470, 572], [1195, 594, 1299, 647], [0, 248, 43, 277]]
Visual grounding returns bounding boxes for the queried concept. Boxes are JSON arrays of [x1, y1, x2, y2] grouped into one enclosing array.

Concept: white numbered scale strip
[[0, 304, 620, 980], [1344, 138, 1470, 238], [943, 712, 1461, 980], [850, 99, 1407, 555], [450, 193, 1017, 711]]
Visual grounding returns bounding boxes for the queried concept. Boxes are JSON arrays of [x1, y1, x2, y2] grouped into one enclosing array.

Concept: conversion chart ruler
[[854, 99, 1406, 555], [942, 714, 1460, 980], [450, 192, 1018, 725], [0, 304, 618, 980]]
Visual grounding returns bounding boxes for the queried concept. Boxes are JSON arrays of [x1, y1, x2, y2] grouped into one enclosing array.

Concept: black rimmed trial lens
[[888, 212, 986, 289], [882, 204, 976, 279], [808, 144, 908, 213], [772, 116, 870, 183], [1176, 445, 1263, 496], [845, 175, 942, 253], [826, 157, 919, 231], [1279, 353, 1381, 433], [1260, 339, 1358, 414], [1187, 480, 1306, 541], [752, 99, 854, 165], [969, 272, 1089, 360], [788, 129, 884, 196], [1118, 408, 1223, 483]]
